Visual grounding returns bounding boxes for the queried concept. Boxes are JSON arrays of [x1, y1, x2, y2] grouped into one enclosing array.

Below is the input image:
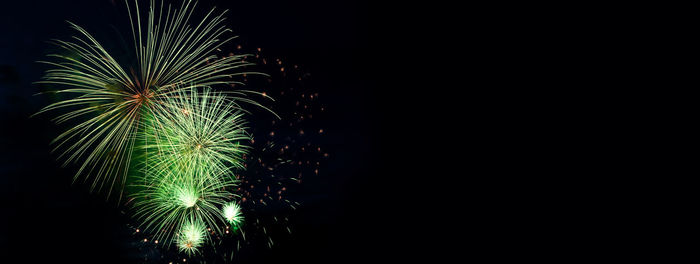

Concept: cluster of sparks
[[36, 0, 327, 262]]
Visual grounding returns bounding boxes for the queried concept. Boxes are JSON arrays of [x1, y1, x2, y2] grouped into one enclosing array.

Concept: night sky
[[0, 0, 401, 263]]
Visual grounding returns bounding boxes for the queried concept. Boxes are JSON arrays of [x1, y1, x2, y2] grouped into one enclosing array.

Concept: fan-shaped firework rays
[[141, 86, 251, 184], [35, 0, 256, 198]]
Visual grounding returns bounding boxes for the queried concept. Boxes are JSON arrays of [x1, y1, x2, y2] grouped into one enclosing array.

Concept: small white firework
[[222, 202, 244, 226]]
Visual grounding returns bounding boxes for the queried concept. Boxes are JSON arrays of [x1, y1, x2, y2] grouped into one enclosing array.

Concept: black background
[[0, 0, 411, 263]]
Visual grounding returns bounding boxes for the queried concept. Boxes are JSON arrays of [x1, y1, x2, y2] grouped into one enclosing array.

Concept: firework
[[35, 0, 258, 199], [130, 86, 251, 245], [139, 86, 251, 184], [130, 164, 235, 245], [222, 202, 244, 227], [176, 217, 207, 255]]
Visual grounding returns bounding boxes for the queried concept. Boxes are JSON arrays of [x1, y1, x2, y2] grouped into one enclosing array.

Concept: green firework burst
[[35, 0, 257, 199], [140, 86, 251, 184], [131, 86, 250, 246], [130, 165, 235, 245], [176, 217, 207, 255]]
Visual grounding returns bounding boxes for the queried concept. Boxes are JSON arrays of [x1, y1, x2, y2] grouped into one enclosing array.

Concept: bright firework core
[[223, 202, 243, 225], [175, 186, 199, 208]]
